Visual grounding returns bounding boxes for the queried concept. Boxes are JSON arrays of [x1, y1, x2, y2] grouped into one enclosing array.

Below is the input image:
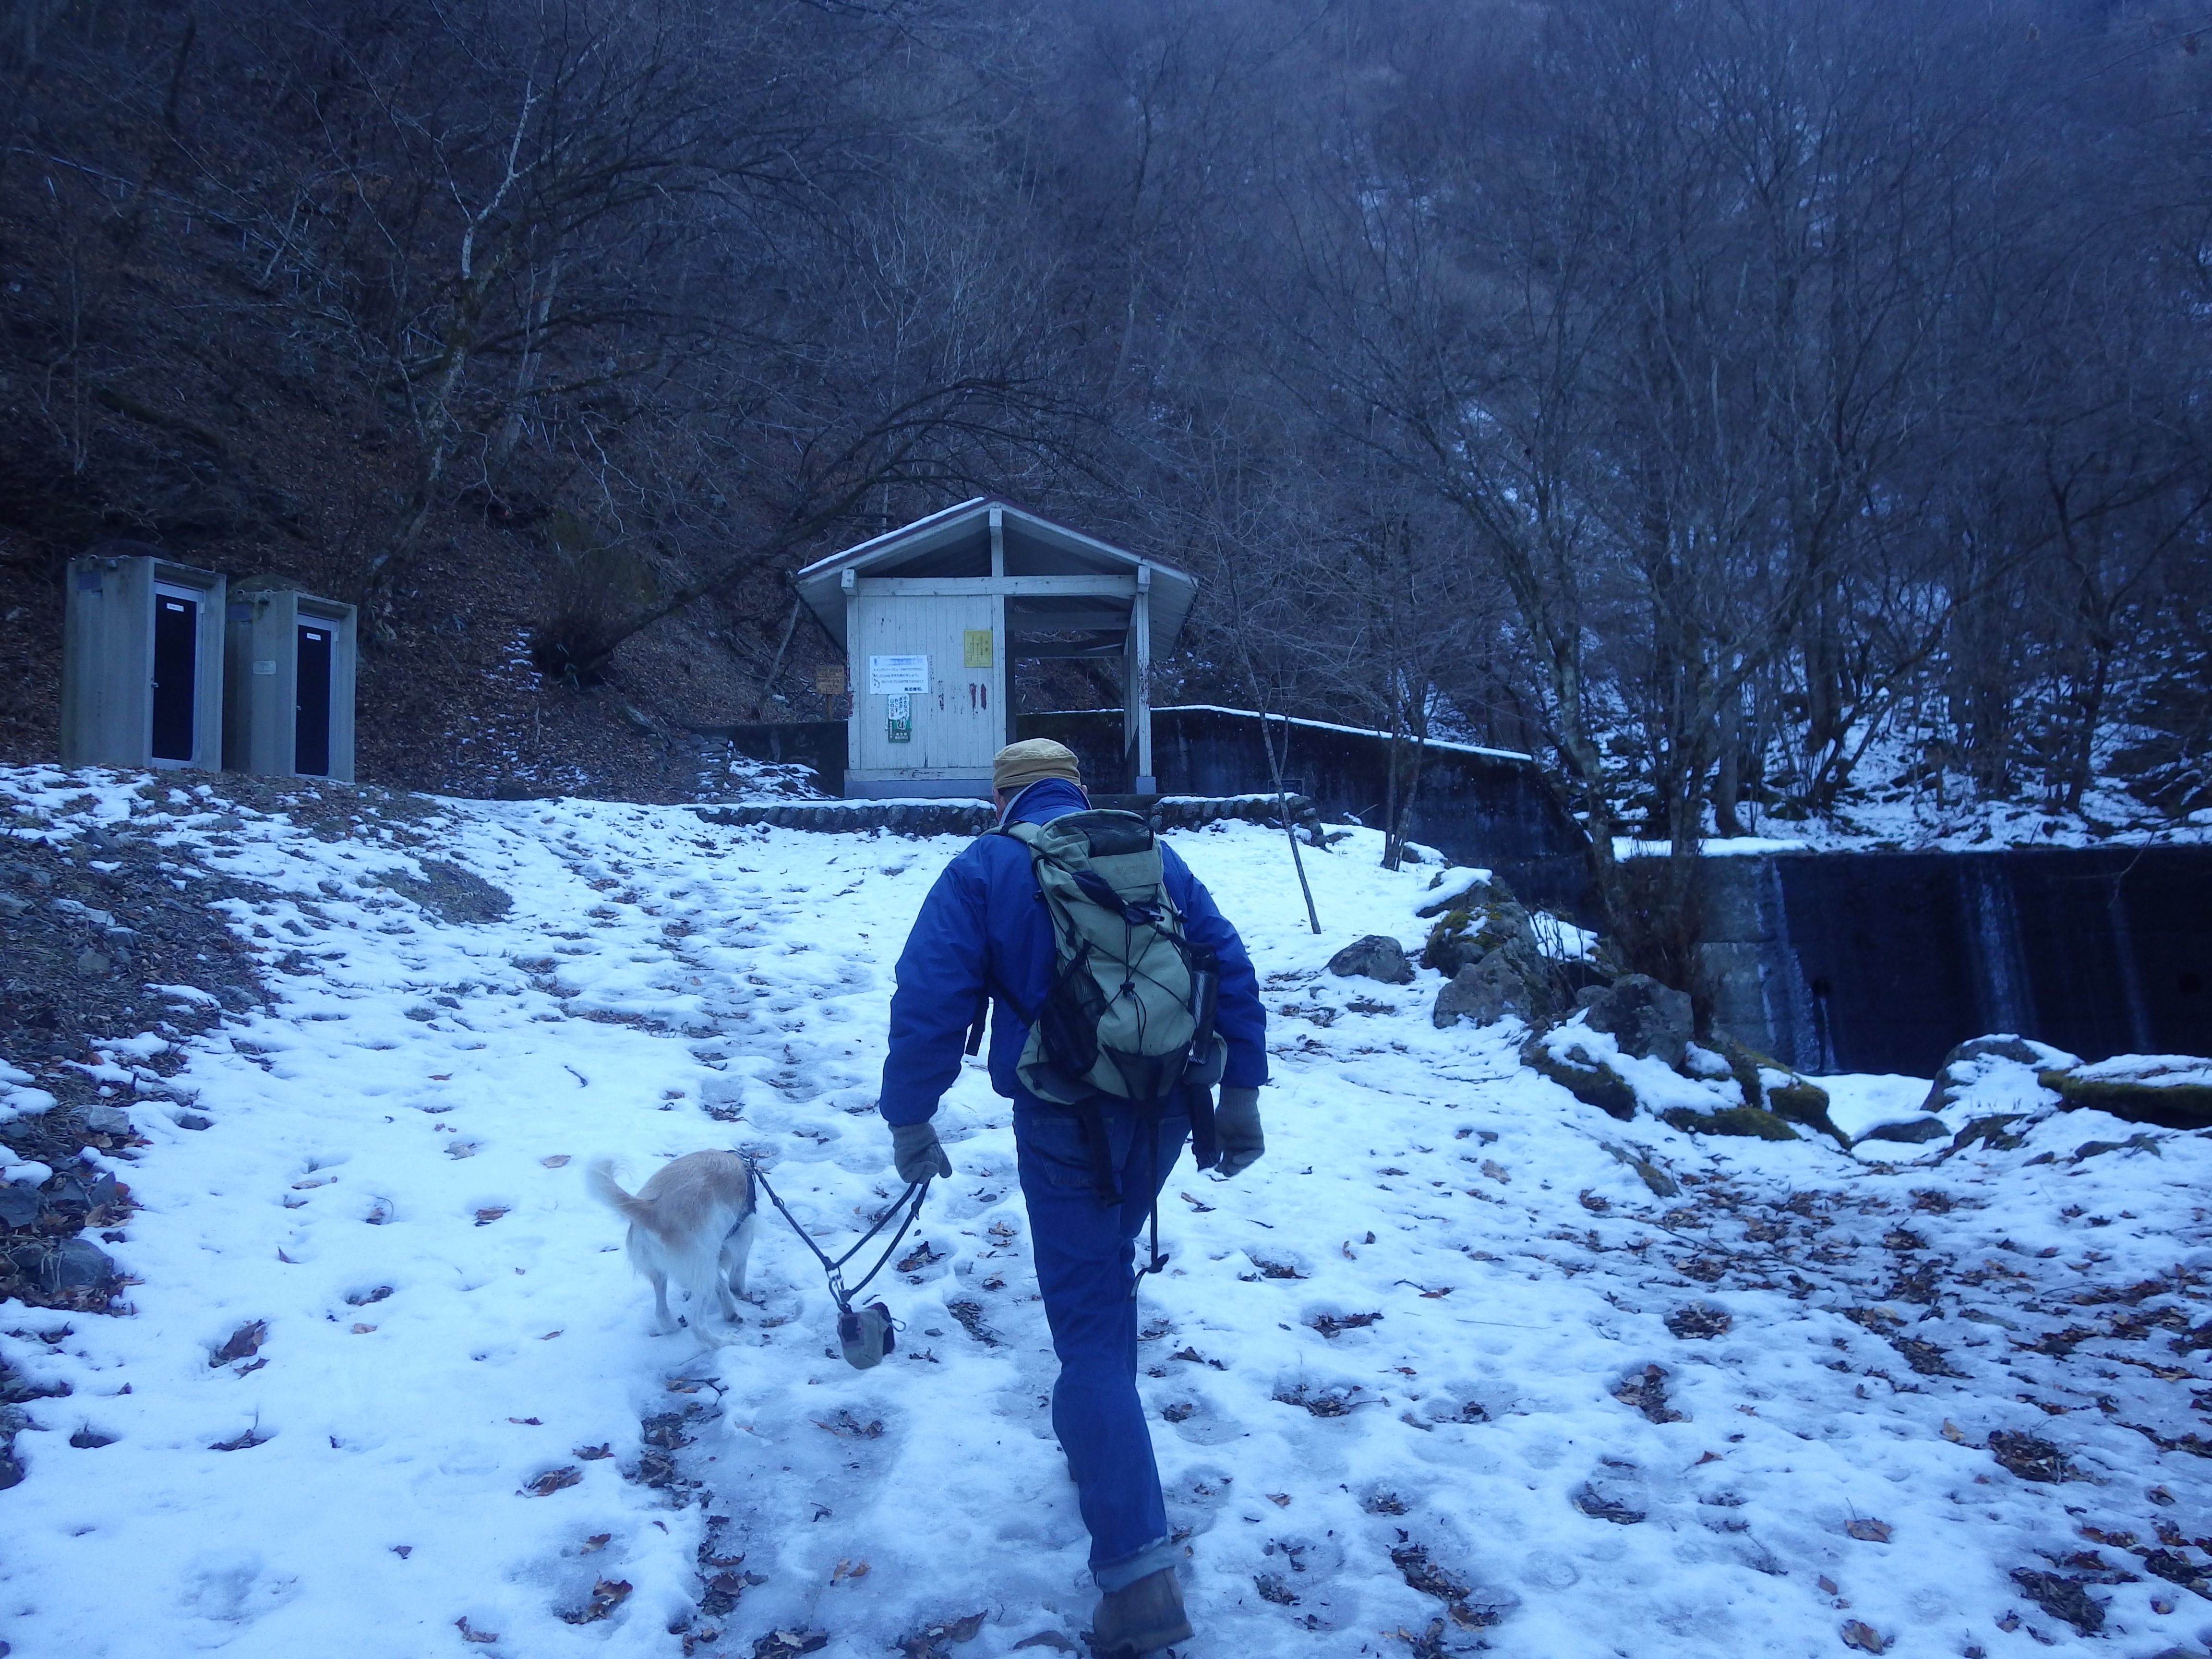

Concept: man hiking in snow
[[878, 738, 1268, 1656]]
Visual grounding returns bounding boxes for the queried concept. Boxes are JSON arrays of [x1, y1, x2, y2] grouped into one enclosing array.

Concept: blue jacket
[[879, 778, 1269, 1125]]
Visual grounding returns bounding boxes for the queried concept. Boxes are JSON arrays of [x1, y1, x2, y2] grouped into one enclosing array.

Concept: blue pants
[[1013, 1099, 1190, 1591]]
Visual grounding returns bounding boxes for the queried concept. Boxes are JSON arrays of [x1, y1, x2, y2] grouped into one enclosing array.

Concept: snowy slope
[[2, 769, 2209, 1659]]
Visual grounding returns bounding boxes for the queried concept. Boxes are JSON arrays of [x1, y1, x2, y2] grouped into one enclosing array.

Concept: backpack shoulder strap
[[963, 825, 1039, 1056]]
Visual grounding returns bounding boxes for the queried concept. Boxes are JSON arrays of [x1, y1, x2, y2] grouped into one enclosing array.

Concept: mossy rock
[[1523, 1041, 1637, 1121], [2038, 1070, 2212, 1130], [1945, 1113, 2028, 1154], [1434, 945, 1567, 1031], [1720, 1039, 1849, 1147], [1721, 1040, 1768, 1108], [1420, 900, 1535, 978], [1766, 1080, 1849, 1147], [1415, 871, 1515, 918], [1659, 1105, 1800, 1142], [1603, 1147, 1680, 1197]]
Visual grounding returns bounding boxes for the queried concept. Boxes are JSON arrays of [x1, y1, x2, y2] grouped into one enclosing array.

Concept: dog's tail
[[586, 1157, 659, 1231]]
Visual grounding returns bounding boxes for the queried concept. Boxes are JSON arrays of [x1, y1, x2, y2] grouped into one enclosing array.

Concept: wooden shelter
[[793, 498, 1197, 798]]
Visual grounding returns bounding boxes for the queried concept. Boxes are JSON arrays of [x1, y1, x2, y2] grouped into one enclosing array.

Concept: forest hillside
[[1, 0, 2207, 858]]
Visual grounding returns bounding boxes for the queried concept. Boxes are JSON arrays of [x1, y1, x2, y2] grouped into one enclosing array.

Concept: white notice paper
[[868, 654, 929, 695]]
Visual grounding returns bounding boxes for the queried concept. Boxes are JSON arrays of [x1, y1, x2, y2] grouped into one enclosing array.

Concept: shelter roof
[[793, 497, 1197, 653]]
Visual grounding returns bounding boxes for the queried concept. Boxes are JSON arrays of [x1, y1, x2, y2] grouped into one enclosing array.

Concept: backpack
[[980, 809, 1226, 1109]]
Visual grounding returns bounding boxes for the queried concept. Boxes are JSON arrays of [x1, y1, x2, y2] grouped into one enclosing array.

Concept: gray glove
[[1212, 1086, 1264, 1178], [890, 1119, 952, 1185]]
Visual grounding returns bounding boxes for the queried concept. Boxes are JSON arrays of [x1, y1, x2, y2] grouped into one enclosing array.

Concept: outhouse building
[[793, 499, 1197, 798], [61, 545, 227, 772]]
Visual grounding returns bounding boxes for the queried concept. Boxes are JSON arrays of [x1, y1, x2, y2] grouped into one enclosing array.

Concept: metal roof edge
[[792, 497, 990, 580], [792, 496, 1196, 589]]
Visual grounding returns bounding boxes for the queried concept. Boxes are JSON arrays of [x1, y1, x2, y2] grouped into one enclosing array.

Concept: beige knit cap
[[992, 738, 1082, 795]]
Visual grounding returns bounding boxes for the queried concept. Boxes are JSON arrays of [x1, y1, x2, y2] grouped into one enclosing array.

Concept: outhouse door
[[849, 591, 1003, 780], [150, 583, 204, 766]]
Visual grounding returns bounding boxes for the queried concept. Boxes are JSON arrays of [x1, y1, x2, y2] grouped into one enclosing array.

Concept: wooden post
[[991, 506, 1013, 742], [1132, 564, 1154, 793], [841, 567, 859, 783]]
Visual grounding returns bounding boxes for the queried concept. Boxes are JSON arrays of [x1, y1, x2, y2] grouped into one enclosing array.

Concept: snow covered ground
[[2, 767, 2210, 1659]]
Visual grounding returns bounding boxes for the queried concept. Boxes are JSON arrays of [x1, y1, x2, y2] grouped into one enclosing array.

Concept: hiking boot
[[1090, 1567, 1192, 1655]]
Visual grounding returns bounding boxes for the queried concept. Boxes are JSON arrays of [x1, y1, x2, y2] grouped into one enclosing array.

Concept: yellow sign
[[814, 663, 847, 696], [963, 629, 994, 669]]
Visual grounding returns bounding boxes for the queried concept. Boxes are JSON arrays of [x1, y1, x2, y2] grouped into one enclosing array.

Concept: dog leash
[[744, 1155, 929, 1317]]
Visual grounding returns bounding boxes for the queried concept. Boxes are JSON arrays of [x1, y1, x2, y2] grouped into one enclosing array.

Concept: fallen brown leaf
[[1839, 1619, 1887, 1652], [755, 1632, 828, 1657], [454, 1616, 499, 1644], [1267, 1492, 1292, 1506], [561, 1577, 631, 1624], [575, 1443, 613, 1460], [579, 1533, 611, 1553], [1845, 1518, 1892, 1543], [211, 1320, 267, 1367], [521, 1466, 582, 1497], [541, 1155, 571, 1167], [474, 1207, 508, 1226]]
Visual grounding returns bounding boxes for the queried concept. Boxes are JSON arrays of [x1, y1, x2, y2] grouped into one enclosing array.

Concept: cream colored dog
[[587, 1151, 757, 1342]]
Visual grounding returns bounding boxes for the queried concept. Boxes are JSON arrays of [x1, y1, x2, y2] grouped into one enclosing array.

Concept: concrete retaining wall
[[692, 793, 1325, 840], [1699, 846, 2212, 1074]]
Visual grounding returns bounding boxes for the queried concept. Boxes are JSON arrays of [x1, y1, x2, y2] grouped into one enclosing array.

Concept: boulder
[[1434, 944, 1567, 1032], [79, 1102, 133, 1136], [1860, 1116, 1949, 1145], [41, 1167, 122, 1216], [1945, 1114, 2030, 1154], [0, 1183, 39, 1228], [1576, 975, 1693, 1070], [1713, 1038, 1850, 1146], [1764, 1077, 1849, 1146], [7, 1236, 116, 1291], [1414, 870, 1511, 920], [2038, 1059, 2212, 1130], [1920, 1034, 2074, 1113], [1945, 1034, 2051, 1069], [1660, 1105, 1799, 1141], [1328, 935, 1414, 985], [1522, 1034, 1637, 1120], [1420, 896, 1538, 979], [1600, 1142, 1680, 1197]]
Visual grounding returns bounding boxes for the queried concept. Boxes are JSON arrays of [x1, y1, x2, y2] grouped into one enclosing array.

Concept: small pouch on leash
[[837, 1300, 896, 1370]]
